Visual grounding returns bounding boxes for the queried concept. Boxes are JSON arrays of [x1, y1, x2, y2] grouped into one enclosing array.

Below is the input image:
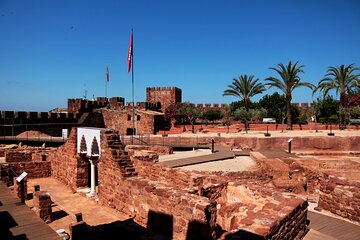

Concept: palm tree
[[265, 61, 314, 130], [223, 74, 265, 109], [314, 64, 360, 129]]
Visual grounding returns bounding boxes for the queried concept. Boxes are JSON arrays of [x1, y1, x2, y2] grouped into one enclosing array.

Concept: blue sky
[[1, 0, 360, 111]]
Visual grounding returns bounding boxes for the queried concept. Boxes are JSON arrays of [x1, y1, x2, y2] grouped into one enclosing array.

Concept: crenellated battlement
[[67, 97, 125, 113], [146, 86, 181, 91], [0, 111, 79, 124], [146, 86, 182, 112], [125, 102, 160, 111], [195, 103, 229, 111]]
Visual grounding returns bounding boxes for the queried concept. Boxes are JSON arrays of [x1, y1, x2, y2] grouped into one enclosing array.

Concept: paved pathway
[[305, 211, 360, 240], [0, 181, 60, 240]]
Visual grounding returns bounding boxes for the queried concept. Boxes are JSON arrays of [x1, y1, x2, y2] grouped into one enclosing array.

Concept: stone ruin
[[47, 128, 308, 239], [2, 128, 359, 239]]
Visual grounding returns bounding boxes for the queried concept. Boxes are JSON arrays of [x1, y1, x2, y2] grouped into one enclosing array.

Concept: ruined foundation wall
[[318, 174, 360, 223], [145, 135, 360, 151], [98, 132, 213, 239], [49, 128, 89, 191], [4, 150, 32, 162], [132, 159, 205, 190], [216, 183, 308, 240], [0, 162, 51, 179]]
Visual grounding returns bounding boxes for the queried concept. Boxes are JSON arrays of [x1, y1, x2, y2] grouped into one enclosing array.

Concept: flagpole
[[131, 29, 135, 140], [105, 65, 109, 98], [105, 75, 107, 98]]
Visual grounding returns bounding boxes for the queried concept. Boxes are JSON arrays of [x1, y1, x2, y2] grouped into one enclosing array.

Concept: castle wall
[[102, 109, 163, 135], [67, 97, 125, 114], [146, 87, 182, 112]]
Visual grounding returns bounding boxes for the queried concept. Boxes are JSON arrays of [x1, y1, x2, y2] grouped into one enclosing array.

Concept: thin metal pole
[[131, 29, 135, 141], [105, 78, 107, 98]]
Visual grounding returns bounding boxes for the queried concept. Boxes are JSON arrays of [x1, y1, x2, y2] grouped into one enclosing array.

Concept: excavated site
[[0, 128, 359, 240]]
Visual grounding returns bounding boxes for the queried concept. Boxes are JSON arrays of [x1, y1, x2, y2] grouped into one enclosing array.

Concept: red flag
[[127, 31, 133, 73], [106, 65, 109, 82]]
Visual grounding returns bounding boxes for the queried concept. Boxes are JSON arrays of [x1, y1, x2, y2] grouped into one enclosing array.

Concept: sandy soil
[[158, 149, 212, 162], [179, 156, 257, 172]]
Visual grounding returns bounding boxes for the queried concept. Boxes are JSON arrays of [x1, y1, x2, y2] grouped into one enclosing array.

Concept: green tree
[[222, 106, 232, 133], [177, 102, 201, 133], [265, 61, 314, 130], [251, 108, 267, 122], [314, 64, 360, 129], [314, 96, 339, 123], [233, 107, 253, 133], [223, 74, 265, 109], [201, 109, 223, 123], [258, 92, 286, 123], [229, 100, 259, 115], [350, 106, 360, 119]]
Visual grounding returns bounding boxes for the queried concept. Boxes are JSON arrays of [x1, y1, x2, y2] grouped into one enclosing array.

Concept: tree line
[[166, 62, 360, 132]]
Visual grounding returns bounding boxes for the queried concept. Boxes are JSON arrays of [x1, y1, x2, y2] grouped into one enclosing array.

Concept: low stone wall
[[132, 159, 204, 190], [144, 135, 360, 151], [4, 150, 32, 162], [318, 174, 360, 223], [216, 183, 308, 239], [99, 176, 213, 239], [125, 145, 173, 156], [0, 148, 5, 157], [0, 162, 51, 180]]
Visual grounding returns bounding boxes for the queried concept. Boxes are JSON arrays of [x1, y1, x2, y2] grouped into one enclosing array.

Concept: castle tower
[[146, 87, 182, 112]]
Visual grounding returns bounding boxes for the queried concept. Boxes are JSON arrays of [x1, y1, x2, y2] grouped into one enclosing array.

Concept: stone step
[[125, 167, 135, 172], [105, 130, 118, 134], [108, 144, 124, 149], [106, 135, 120, 141], [122, 172, 138, 178], [110, 149, 125, 156]]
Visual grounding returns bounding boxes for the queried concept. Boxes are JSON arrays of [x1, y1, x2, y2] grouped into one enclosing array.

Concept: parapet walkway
[[0, 181, 60, 240], [159, 146, 250, 168]]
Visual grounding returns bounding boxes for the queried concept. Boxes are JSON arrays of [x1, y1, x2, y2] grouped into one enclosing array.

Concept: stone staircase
[[104, 130, 137, 178]]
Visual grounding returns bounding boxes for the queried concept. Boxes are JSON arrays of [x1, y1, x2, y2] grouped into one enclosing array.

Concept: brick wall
[[140, 135, 360, 151], [0, 148, 5, 157], [216, 183, 308, 239], [4, 150, 32, 162], [146, 87, 182, 113], [102, 109, 163, 135], [0, 162, 51, 179], [49, 128, 89, 191], [318, 174, 360, 223]]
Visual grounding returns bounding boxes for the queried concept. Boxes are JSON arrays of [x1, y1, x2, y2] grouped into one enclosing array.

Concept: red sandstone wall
[[0, 149, 5, 157], [0, 162, 51, 179], [102, 109, 159, 135], [146, 87, 182, 113], [318, 174, 360, 223], [97, 131, 213, 239], [49, 128, 89, 191], [141, 135, 360, 151], [4, 150, 32, 162]]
